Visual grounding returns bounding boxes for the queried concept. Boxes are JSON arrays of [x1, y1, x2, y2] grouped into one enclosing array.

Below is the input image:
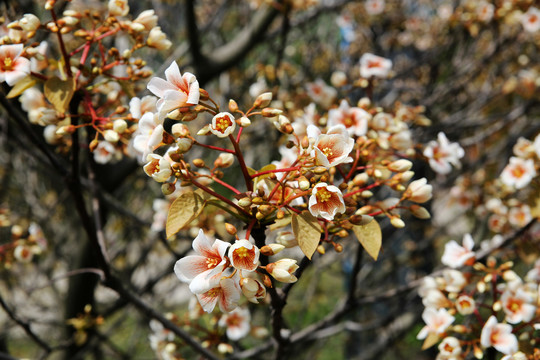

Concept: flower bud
[[175, 138, 192, 153], [225, 223, 237, 235], [161, 182, 176, 195], [260, 244, 285, 256], [103, 130, 119, 143], [197, 125, 210, 135], [410, 204, 431, 219], [276, 231, 297, 248], [266, 259, 298, 283], [238, 198, 252, 208], [353, 173, 369, 186], [214, 153, 234, 168], [238, 116, 251, 127], [113, 119, 127, 133], [228, 99, 239, 112], [298, 177, 310, 191], [405, 178, 432, 203], [390, 217, 405, 228], [388, 159, 413, 172], [261, 108, 283, 117], [254, 92, 273, 108], [192, 159, 205, 168]]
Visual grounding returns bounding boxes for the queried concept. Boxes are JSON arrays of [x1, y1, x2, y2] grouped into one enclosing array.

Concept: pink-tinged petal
[[192, 229, 214, 254], [480, 316, 498, 347], [196, 287, 220, 313], [416, 326, 429, 340], [164, 61, 182, 87], [189, 267, 223, 294], [218, 278, 241, 312], [463, 234, 474, 251], [2, 44, 24, 59], [306, 124, 321, 139], [183, 72, 200, 104], [213, 239, 232, 259], [174, 255, 212, 282], [147, 77, 177, 97], [157, 90, 189, 118]]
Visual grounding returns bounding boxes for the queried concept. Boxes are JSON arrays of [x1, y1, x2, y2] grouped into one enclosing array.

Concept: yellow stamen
[[316, 188, 332, 203], [215, 115, 232, 133], [235, 247, 249, 258]]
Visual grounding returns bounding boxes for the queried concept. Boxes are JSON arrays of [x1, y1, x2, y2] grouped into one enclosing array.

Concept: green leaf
[[166, 192, 205, 239], [352, 219, 382, 260], [6, 76, 36, 98], [292, 211, 322, 260], [44, 76, 75, 113]]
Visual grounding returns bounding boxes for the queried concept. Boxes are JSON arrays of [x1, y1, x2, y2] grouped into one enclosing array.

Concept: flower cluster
[[418, 234, 540, 359], [0, 221, 47, 267]]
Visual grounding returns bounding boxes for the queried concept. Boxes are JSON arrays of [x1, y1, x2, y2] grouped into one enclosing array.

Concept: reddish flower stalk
[[50, 8, 72, 78], [229, 134, 253, 192], [250, 166, 301, 179]]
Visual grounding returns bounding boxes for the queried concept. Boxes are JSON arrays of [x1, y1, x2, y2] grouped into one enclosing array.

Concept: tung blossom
[[147, 61, 199, 120], [416, 308, 455, 340], [405, 178, 432, 203], [500, 157, 537, 190], [309, 125, 354, 168], [195, 277, 241, 313], [305, 79, 337, 108], [228, 240, 260, 272], [0, 44, 31, 86], [210, 112, 236, 138], [423, 132, 464, 175], [143, 154, 172, 182], [480, 316, 518, 355], [327, 100, 370, 137], [521, 7, 540, 33], [308, 182, 346, 221], [359, 53, 392, 79], [441, 233, 475, 268], [501, 287, 537, 324], [174, 229, 230, 294], [218, 307, 251, 341]]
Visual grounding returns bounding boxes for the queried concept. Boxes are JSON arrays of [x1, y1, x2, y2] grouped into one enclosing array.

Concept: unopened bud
[[251, 197, 264, 204], [161, 182, 176, 195], [261, 108, 283, 117], [317, 245, 325, 254], [353, 173, 369, 186], [113, 119, 127, 133], [313, 166, 328, 174], [228, 99, 239, 112], [215, 153, 234, 168], [171, 123, 190, 137], [400, 171, 414, 182], [355, 206, 372, 215], [298, 177, 310, 190], [263, 274, 273, 288], [192, 159, 205, 168], [336, 229, 348, 238], [350, 214, 373, 225], [199, 88, 209, 101], [254, 92, 273, 108], [333, 243, 343, 252], [197, 125, 210, 135], [89, 139, 99, 152], [259, 204, 273, 215], [361, 190, 373, 198], [238, 116, 251, 127], [410, 205, 430, 219], [238, 198, 252, 207], [255, 211, 265, 220], [217, 343, 233, 354], [390, 217, 405, 228], [260, 244, 285, 256], [388, 159, 413, 172], [56, 125, 75, 135], [225, 223, 237, 235]]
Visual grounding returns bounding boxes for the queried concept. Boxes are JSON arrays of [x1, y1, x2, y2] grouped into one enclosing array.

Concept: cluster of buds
[[0, 0, 174, 164], [0, 222, 47, 268], [418, 233, 540, 359]]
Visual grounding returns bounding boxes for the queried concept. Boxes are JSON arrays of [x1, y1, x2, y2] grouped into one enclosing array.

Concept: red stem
[[250, 166, 301, 179], [229, 134, 253, 192], [50, 8, 72, 78], [344, 181, 381, 198], [211, 176, 241, 195], [193, 141, 235, 154]]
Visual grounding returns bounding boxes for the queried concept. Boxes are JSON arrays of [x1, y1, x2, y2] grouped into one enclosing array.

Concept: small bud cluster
[[0, 218, 47, 268]]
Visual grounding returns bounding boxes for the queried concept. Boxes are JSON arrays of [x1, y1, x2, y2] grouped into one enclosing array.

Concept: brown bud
[[336, 230, 348, 238], [89, 139, 99, 152], [263, 274, 273, 288], [192, 159, 205, 168], [225, 223, 237, 235], [259, 204, 273, 215], [255, 211, 265, 220], [333, 243, 343, 252], [228, 99, 239, 113], [199, 88, 209, 101]]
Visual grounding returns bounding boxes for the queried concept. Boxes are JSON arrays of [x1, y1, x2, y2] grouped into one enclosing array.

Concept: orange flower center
[[206, 257, 219, 269], [529, 14, 538, 24], [511, 165, 525, 178], [235, 247, 249, 258], [3, 57, 13, 71], [214, 115, 233, 133], [343, 116, 354, 127], [316, 188, 332, 203], [367, 59, 382, 69]]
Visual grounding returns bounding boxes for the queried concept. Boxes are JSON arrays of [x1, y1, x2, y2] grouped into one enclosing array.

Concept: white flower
[[521, 7, 540, 33], [416, 308, 455, 340], [218, 307, 251, 340], [327, 100, 370, 137], [405, 178, 432, 203], [423, 132, 464, 175], [108, 0, 129, 17], [133, 9, 158, 31], [93, 141, 116, 164], [195, 277, 241, 313], [501, 286, 537, 324], [305, 79, 337, 108], [441, 233, 475, 268], [143, 154, 172, 182], [438, 337, 461, 357], [476, 1, 494, 22], [147, 27, 172, 50], [359, 53, 392, 79], [455, 295, 475, 315], [442, 269, 467, 293], [309, 125, 354, 168], [14, 244, 33, 263], [365, 0, 385, 15], [500, 157, 536, 190], [480, 316, 518, 355], [228, 240, 260, 272], [308, 182, 346, 221], [508, 205, 532, 228], [147, 61, 199, 120], [0, 44, 31, 86], [210, 112, 236, 138], [174, 229, 230, 294]]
